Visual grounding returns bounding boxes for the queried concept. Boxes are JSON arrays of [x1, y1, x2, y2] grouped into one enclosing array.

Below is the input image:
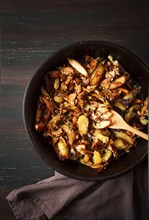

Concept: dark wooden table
[[1, 0, 149, 219]]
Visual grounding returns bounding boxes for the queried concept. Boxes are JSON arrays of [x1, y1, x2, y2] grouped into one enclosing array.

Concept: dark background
[[1, 0, 149, 219]]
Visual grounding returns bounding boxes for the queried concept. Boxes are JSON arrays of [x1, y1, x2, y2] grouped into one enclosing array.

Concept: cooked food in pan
[[35, 54, 148, 172]]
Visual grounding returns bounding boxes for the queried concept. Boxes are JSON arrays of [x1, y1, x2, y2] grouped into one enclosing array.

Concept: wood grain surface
[[1, 0, 149, 219]]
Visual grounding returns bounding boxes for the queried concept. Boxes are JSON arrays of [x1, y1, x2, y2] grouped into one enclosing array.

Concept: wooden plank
[[1, 0, 149, 219]]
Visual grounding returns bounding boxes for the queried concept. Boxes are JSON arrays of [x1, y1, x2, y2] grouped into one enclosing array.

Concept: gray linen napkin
[[6, 159, 148, 220]]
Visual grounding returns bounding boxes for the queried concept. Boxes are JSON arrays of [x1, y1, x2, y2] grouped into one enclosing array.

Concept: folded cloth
[[6, 158, 148, 220]]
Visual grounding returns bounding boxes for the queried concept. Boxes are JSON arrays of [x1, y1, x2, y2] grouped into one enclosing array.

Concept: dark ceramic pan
[[23, 41, 149, 181]]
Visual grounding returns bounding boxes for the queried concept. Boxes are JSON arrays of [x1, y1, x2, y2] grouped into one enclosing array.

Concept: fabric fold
[[6, 159, 148, 220]]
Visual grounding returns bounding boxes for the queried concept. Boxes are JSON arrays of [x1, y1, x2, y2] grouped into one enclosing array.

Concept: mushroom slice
[[88, 58, 98, 73], [95, 106, 112, 120], [77, 115, 89, 136], [76, 144, 86, 155], [35, 96, 44, 123], [90, 64, 105, 86], [83, 85, 97, 92], [61, 124, 76, 145], [113, 138, 129, 150], [101, 111, 112, 120], [69, 148, 80, 160], [68, 58, 88, 76], [113, 131, 134, 145], [140, 97, 148, 116], [65, 74, 73, 85], [122, 86, 141, 106], [46, 115, 62, 136], [108, 55, 119, 66], [77, 91, 86, 109], [124, 104, 140, 123], [114, 100, 126, 111], [60, 66, 74, 75], [54, 95, 63, 103], [90, 164, 103, 169], [54, 78, 60, 90], [93, 150, 102, 164], [79, 157, 93, 167], [116, 87, 129, 94], [57, 137, 69, 160], [93, 129, 109, 144], [137, 97, 148, 125], [50, 128, 63, 137], [102, 149, 112, 162], [109, 75, 127, 90], [83, 154, 91, 163], [93, 120, 111, 129], [140, 117, 148, 125], [64, 93, 77, 105], [60, 82, 68, 92], [41, 86, 50, 97], [42, 96, 56, 114], [52, 136, 59, 146], [74, 84, 82, 94], [100, 78, 111, 89]]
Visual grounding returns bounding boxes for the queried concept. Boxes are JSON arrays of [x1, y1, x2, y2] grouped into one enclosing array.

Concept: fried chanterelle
[[35, 54, 148, 172]]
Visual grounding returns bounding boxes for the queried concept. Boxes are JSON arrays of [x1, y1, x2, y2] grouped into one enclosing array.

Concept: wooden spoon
[[109, 110, 148, 140]]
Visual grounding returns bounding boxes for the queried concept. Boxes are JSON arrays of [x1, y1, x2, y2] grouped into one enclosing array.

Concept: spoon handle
[[125, 124, 148, 140]]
